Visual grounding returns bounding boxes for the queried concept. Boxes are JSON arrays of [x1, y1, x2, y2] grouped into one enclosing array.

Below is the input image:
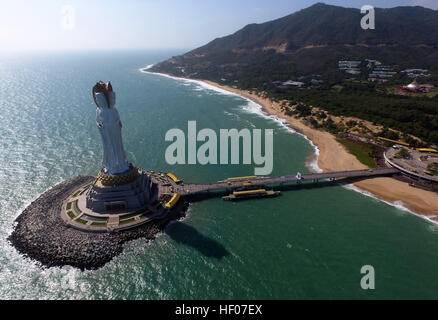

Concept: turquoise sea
[[0, 50, 437, 299]]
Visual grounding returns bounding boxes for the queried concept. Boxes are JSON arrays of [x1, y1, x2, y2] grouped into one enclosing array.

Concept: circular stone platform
[[59, 169, 184, 232], [8, 174, 188, 270]]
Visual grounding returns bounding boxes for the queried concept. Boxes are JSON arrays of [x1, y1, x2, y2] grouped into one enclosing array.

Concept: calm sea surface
[[0, 50, 437, 299]]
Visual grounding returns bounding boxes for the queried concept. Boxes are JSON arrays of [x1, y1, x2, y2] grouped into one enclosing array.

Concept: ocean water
[[0, 50, 437, 299]]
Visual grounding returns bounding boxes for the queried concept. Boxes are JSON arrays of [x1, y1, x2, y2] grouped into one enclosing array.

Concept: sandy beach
[[202, 80, 438, 222]]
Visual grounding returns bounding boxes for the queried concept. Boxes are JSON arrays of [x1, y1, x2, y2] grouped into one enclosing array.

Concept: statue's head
[[93, 81, 115, 108]]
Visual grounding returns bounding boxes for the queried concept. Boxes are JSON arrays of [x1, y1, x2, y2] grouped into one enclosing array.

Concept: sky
[[0, 0, 436, 52]]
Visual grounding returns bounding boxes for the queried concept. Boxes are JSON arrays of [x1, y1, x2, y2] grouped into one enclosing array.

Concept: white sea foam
[[306, 141, 323, 174], [140, 66, 437, 226], [344, 183, 438, 226], [140, 67, 243, 97], [143, 64, 154, 70], [238, 101, 323, 173]]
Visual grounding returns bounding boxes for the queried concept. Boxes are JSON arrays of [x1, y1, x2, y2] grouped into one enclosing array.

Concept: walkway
[[175, 167, 399, 195]]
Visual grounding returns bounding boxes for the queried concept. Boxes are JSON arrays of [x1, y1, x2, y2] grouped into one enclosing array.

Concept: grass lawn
[[72, 189, 82, 197], [67, 211, 75, 219], [119, 217, 135, 225], [336, 138, 378, 168], [91, 222, 107, 226], [73, 200, 82, 214], [426, 91, 438, 98], [76, 218, 87, 224]]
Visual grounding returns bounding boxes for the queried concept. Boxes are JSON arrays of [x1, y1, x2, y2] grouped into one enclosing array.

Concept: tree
[[429, 131, 438, 144], [395, 148, 410, 159]]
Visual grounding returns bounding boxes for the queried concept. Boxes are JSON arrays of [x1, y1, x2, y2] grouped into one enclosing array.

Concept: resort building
[[281, 80, 305, 87], [401, 69, 430, 78], [338, 60, 362, 75], [368, 64, 397, 79], [397, 79, 434, 94]]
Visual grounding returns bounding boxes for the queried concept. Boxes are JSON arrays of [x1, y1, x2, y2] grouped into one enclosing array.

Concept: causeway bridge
[[173, 167, 399, 196]]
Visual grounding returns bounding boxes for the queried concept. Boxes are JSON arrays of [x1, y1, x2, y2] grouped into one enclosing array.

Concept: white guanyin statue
[[92, 81, 130, 175]]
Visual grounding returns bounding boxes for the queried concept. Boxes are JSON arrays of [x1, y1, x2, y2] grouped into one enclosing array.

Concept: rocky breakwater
[[8, 175, 188, 270]]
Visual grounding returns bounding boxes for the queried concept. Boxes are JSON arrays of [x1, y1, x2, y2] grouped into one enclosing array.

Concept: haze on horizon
[[0, 0, 437, 53]]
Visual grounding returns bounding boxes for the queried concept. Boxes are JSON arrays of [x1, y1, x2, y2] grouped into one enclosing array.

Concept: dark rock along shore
[[8, 176, 188, 270]]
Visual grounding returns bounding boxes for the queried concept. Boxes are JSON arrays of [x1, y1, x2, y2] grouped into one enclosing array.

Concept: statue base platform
[[97, 164, 139, 186], [87, 166, 152, 214], [58, 169, 185, 233]]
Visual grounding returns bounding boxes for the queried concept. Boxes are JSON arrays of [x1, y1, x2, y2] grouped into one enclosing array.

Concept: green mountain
[[193, 3, 438, 50], [149, 3, 438, 144], [150, 3, 438, 87]]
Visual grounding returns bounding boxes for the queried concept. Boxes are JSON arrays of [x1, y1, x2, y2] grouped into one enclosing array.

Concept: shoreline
[[202, 79, 438, 222], [140, 67, 438, 223]]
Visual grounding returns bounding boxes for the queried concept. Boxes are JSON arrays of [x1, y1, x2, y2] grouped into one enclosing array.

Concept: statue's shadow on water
[[163, 177, 370, 259], [165, 221, 229, 259]]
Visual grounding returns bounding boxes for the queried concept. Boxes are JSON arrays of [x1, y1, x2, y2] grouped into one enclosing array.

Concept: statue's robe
[[95, 92, 130, 174]]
